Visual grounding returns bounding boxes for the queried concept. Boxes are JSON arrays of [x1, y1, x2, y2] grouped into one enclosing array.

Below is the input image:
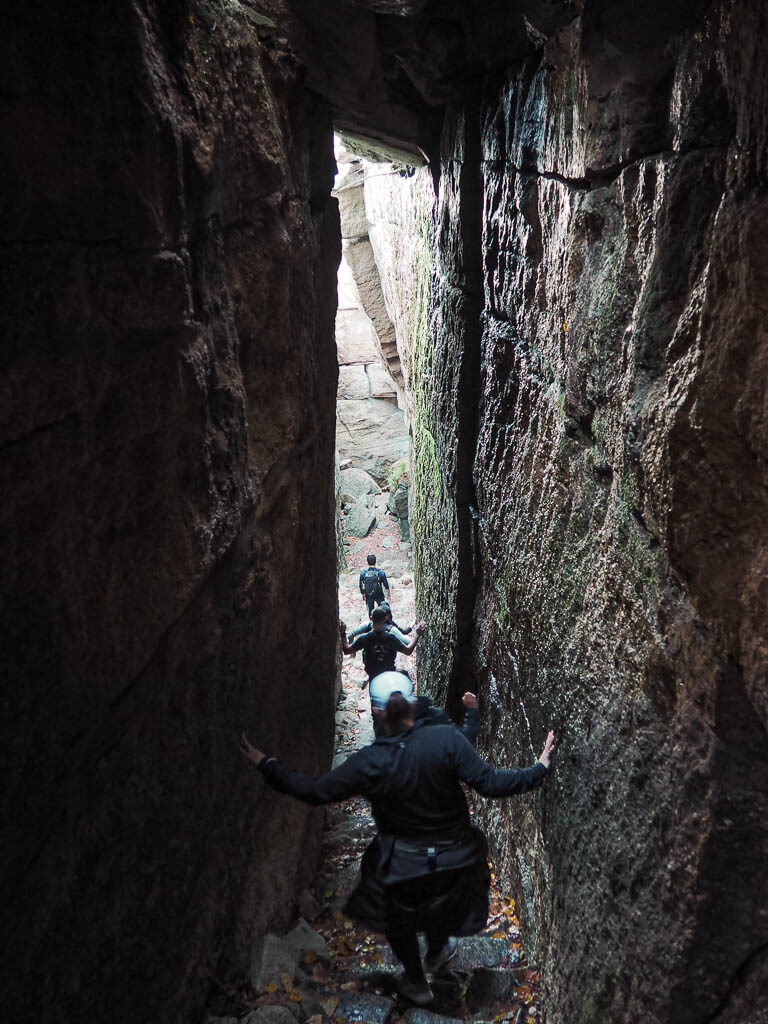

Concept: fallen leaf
[[264, 982, 277, 994], [304, 951, 317, 964]]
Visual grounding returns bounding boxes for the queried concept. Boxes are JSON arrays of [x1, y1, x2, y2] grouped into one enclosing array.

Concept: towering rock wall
[[334, 152, 409, 484], [413, 4, 768, 1023], [5, 1, 768, 1022], [346, 2, 768, 1021], [0, 3, 339, 1022], [359, 165, 446, 679]]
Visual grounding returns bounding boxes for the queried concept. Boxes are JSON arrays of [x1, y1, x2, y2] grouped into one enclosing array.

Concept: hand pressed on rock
[[240, 732, 266, 768], [538, 730, 557, 770]]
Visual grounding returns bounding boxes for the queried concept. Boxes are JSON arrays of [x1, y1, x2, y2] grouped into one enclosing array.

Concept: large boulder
[[335, 306, 379, 364], [0, 5, 339, 1024], [338, 363, 370, 400], [345, 501, 377, 538], [336, 398, 408, 483], [340, 467, 381, 504], [335, 174, 369, 238], [367, 362, 398, 398]]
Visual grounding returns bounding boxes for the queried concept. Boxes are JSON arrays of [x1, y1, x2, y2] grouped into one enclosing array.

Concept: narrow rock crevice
[[441, 96, 486, 713]]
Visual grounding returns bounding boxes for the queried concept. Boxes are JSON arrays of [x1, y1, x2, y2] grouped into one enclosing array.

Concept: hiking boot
[[424, 936, 459, 974], [397, 975, 434, 1006]]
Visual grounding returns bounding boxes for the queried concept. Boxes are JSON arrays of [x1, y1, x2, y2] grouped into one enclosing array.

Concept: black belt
[[395, 834, 472, 871]]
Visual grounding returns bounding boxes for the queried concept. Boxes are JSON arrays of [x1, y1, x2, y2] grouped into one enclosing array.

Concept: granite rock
[[340, 467, 382, 503]]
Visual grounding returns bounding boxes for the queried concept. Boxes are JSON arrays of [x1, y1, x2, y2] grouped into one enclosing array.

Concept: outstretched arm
[[338, 619, 354, 655], [453, 729, 556, 796], [348, 621, 372, 641], [459, 692, 480, 747], [400, 620, 427, 655], [240, 732, 369, 805]]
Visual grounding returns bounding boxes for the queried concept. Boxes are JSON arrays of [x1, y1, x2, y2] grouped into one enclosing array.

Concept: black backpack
[[362, 566, 383, 598], [362, 627, 395, 673]]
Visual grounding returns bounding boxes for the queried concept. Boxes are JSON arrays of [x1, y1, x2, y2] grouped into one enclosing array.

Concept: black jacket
[[413, 695, 480, 748], [259, 719, 546, 842], [259, 721, 548, 933]]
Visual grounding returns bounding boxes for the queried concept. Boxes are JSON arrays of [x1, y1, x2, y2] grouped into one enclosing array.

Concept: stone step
[[334, 991, 394, 1022], [465, 966, 523, 1015], [405, 1011, 464, 1024]]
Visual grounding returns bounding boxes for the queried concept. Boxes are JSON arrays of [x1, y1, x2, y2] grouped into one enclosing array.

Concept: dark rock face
[[5, 2, 768, 1024], [397, 4, 768, 1024], [289, 1, 768, 1021], [0, 3, 339, 1022]]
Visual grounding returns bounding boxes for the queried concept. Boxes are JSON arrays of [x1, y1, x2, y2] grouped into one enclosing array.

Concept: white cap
[[369, 671, 414, 710]]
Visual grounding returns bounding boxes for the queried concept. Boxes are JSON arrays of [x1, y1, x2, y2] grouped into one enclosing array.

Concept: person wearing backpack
[[359, 553, 390, 615], [340, 606, 425, 687], [347, 601, 413, 643]]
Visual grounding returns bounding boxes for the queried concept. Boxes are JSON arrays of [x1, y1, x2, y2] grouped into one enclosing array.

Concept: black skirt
[[344, 828, 491, 936]]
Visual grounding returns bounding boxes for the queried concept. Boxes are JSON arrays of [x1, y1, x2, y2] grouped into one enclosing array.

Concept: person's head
[[370, 606, 388, 631], [370, 672, 415, 735], [367, 553, 377, 565], [379, 601, 393, 621], [381, 691, 414, 735], [369, 670, 413, 709]]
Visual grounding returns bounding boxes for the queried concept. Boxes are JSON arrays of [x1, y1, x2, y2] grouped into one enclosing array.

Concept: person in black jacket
[[359, 553, 390, 615], [340, 608, 426, 687], [240, 694, 555, 1007]]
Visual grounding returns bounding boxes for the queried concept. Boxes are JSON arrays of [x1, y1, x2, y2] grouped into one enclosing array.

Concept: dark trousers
[[384, 871, 462, 982], [365, 592, 383, 615]]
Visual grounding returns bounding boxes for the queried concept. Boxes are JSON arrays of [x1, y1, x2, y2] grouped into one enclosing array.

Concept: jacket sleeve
[[258, 749, 373, 806], [348, 622, 371, 641], [379, 570, 389, 589], [386, 626, 411, 651], [450, 731, 548, 795], [459, 707, 480, 748]]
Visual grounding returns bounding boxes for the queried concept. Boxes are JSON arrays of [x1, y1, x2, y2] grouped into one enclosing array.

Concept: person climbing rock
[[368, 671, 480, 746], [339, 607, 425, 688], [359, 553, 390, 615], [240, 698, 555, 1007], [347, 601, 412, 643]]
